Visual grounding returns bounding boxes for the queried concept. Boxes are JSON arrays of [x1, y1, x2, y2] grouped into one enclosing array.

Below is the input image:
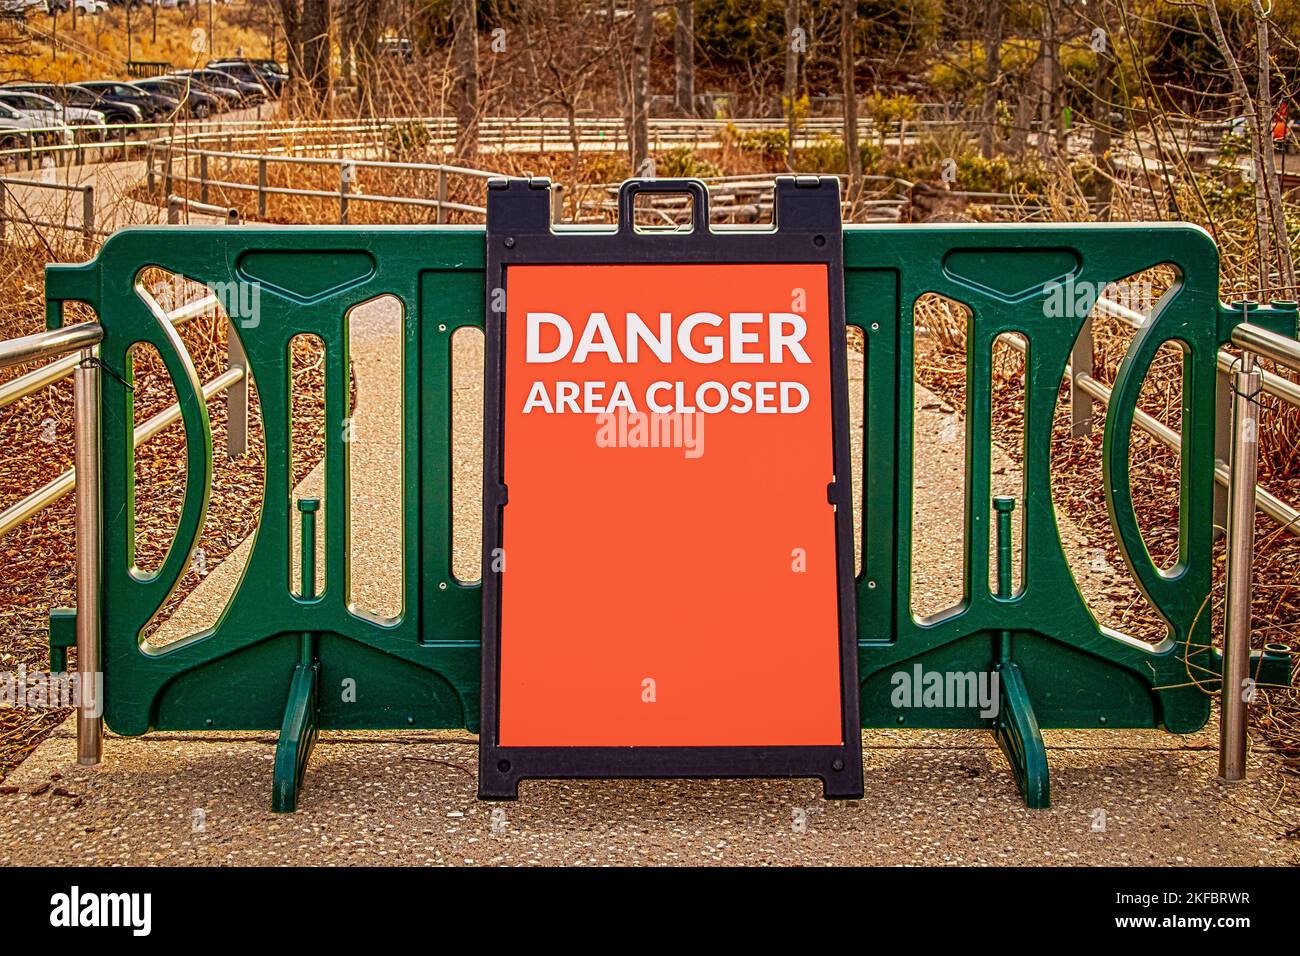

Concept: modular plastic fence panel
[[46, 228, 486, 740], [43, 214, 1290, 808], [847, 224, 1219, 736]]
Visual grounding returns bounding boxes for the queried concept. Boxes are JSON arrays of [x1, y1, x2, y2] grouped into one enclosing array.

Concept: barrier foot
[[991, 661, 1050, 809], [271, 661, 319, 813]]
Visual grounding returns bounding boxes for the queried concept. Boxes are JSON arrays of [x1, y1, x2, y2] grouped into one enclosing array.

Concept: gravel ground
[[0, 720, 1293, 865], [2, 301, 1296, 865]]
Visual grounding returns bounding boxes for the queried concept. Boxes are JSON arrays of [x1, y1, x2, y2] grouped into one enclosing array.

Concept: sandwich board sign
[[479, 177, 862, 799]]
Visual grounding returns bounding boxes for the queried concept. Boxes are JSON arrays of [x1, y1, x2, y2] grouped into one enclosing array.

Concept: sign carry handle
[[616, 178, 711, 236]]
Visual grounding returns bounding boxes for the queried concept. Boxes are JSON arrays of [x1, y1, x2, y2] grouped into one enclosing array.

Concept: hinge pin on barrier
[[989, 495, 1050, 809], [271, 498, 322, 812], [993, 496, 1015, 662]]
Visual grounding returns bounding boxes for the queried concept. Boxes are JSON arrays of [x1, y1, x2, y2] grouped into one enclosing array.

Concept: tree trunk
[[452, 0, 479, 159], [631, 0, 653, 174], [1039, 0, 1060, 156], [1090, 41, 1115, 219], [277, 0, 303, 81], [674, 0, 694, 117], [1007, 56, 1040, 154], [840, 0, 860, 201], [606, 0, 632, 153], [979, 0, 1002, 158], [1207, 0, 1272, 290], [1251, 0, 1297, 291], [301, 0, 332, 104], [784, 0, 801, 169]]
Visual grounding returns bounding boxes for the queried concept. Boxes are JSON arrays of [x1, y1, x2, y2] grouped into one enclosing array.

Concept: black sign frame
[[479, 176, 862, 800]]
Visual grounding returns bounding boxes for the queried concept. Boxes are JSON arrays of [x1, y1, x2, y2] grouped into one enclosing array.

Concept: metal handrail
[[1231, 321, 1300, 370], [0, 294, 218, 408], [166, 194, 238, 224], [1006, 327, 1300, 531], [0, 329, 244, 540], [0, 364, 246, 537], [0, 321, 102, 369], [0, 178, 97, 242]]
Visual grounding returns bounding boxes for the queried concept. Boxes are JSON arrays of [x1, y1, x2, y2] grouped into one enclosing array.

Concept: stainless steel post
[[1219, 350, 1260, 783], [1070, 315, 1094, 437], [257, 157, 267, 218], [226, 317, 248, 458], [339, 162, 350, 224], [81, 185, 94, 251], [1213, 365, 1231, 537], [74, 348, 103, 766]]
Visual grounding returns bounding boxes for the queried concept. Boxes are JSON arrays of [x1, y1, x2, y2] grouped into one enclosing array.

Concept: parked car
[[62, 83, 144, 124], [74, 80, 169, 122], [0, 101, 46, 150], [207, 58, 284, 97], [0, 88, 106, 135], [170, 68, 266, 106], [48, 0, 108, 12], [129, 77, 218, 119], [163, 71, 242, 110], [6, 83, 140, 127], [0, 90, 74, 144], [0, 0, 49, 17]]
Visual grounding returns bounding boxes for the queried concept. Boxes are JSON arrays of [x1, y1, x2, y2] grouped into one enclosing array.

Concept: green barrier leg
[[993, 660, 1051, 808], [990, 497, 1050, 809], [272, 659, 319, 813], [272, 499, 322, 813]]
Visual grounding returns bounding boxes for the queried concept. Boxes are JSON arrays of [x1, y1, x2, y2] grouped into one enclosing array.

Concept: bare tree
[[349, 0, 387, 115], [1250, 0, 1296, 291], [1206, 0, 1296, 292], [784, 0, 801, 170], [606, 0, 632, 148], [841, 0, 860, 201], [979, 0, 1003, 158], [674, 0, 694, 117], [1089, 27, 1116, 218], [276, 0, 304, 81], [631, 0, 653, 173], [1039, 0, 1062, 155], [452, 0, 480, 158], [521, 1, 613, 179], [301, 0, 332, 104]]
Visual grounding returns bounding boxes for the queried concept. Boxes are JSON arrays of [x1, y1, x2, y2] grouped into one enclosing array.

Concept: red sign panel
[[498, 262, 844, 747]]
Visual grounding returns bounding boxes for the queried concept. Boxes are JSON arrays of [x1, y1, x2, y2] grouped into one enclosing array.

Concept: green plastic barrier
[[43, 199, 1296, 811]]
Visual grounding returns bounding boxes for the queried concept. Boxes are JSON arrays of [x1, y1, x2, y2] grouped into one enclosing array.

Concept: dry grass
[[0, 7, 272, 84]]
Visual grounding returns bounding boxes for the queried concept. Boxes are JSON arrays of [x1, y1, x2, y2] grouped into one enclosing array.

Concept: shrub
[[656, 146, 723, 179]]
